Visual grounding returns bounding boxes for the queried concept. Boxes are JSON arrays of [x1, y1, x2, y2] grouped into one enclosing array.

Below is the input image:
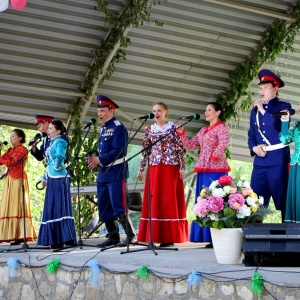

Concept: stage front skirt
[[138, 164, 188, 244]]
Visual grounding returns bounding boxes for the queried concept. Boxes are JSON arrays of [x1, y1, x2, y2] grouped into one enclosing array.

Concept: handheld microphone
[[83, 118, 96, 130], [28, 132, 47, 146], [181, 113, 200, 120], [271, 109, 296, 117], [134, 113, 155, 120], [0, 141, 8, 146], [254, 106, 258, 114]]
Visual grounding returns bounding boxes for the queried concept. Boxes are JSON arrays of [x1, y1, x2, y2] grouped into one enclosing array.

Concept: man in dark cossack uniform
[[87, 95, 137, 247], [31, 115, 69, 164], [248, 69, 291, 221]]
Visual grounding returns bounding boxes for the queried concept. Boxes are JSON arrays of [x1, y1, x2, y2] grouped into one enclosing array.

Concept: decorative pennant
[[249, 271, 263, 298], [46, 258, 61, 274], [136, 265, 149, 278], [187, 270, 202, 290], [7, 257, 20, 278], [87, 260, 101, 290]]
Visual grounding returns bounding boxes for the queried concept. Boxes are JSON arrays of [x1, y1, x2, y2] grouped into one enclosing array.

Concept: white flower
[[237, 180, 243, 187], [258, 196, 264, 205], [237, 205, 251, 218], [242, 181, 251, 188], [246, 196, 257, 207], [209, 180, 219, 190], [208, 213, 219, 221], [212, 188, 226, 197], [223, 185, 231, 194]]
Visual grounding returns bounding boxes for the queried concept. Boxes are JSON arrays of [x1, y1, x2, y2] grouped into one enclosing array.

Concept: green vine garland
[[68, 1, 300, 232], [218, 3, 300, 121], [69, 98, 98, 232], [70, 1, 167, 233], [82, 0, 166, 96]]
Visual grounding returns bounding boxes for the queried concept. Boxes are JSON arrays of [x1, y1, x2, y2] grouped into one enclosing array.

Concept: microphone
[[0, 141, 8, 146], [254, 106, 258, 114], [135, 113, 155, 120], [181, 113, 200, 120], [271, 109, 296, 117], [83, 118, 96, 129], [28, 132, 47, 146]]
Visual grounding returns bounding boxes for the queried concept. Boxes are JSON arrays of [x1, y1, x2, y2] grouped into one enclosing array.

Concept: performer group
[[0, 68, 298, 249]]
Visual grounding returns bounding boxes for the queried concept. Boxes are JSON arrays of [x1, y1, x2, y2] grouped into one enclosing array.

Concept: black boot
[[96, 220, 120, 248], [118, 212, 137, 245]]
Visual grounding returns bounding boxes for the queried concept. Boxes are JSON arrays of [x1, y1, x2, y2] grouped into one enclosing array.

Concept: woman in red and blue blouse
[[177, 102, 231, 246]]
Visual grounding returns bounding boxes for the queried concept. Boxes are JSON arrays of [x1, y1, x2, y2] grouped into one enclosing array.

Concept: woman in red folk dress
[[0, 129, 37, 245], [137, 102, 188, 247], [177, 102, 230, 247]]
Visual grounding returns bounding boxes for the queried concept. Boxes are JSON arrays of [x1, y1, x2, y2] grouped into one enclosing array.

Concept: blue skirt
[[37, 177, 77, 246], [285, 164, 300, 222], [190, 171, 227, 242]]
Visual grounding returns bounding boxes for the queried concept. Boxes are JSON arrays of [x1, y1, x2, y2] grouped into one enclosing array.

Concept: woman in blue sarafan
[[279, 104, 300, 223], [37, 120, 77, 249]]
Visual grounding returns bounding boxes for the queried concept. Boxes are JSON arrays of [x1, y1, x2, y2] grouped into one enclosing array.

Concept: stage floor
[[0, 235, 300, 287]]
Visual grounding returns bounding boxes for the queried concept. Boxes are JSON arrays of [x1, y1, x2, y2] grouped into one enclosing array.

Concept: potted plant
[[193, 174, 273, 264]]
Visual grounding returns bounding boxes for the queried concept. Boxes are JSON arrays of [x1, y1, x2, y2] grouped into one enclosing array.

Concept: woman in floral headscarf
[[137, 102, 188, 247]]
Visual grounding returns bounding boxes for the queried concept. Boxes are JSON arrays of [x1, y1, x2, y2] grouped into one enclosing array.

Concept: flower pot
[[210, 228, 243, 264]]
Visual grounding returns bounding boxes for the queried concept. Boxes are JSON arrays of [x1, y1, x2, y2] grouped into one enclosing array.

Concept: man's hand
[[253, 99, 265, 115], [88, 155, 101, 169], [253, 145, 267, 157]]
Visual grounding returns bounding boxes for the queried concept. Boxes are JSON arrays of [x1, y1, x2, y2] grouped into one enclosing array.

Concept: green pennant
[[46, 258, 61, 274], [249, 271, 263, 298], [136, 265, 148, 278]]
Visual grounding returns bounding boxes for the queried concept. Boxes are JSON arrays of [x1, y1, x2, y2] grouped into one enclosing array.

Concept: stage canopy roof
[[0, 0, 299, 162]]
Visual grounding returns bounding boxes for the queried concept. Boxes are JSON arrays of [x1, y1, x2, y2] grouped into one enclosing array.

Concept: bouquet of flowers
[[193, 174, 273, 229]]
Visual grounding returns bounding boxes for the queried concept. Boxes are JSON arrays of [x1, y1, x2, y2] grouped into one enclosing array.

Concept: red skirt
[[137, 164, 188, 243]]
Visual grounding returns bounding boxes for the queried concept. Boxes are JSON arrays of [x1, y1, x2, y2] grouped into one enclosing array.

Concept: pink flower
[[241, 187, 253, 197], [219, 175, 233, 186], [231, 202, 241, 210], [207, 196, 224, 213], [230, 187, 237, 194], [194, 199, 209, 217], [228, 193, 245, 210]]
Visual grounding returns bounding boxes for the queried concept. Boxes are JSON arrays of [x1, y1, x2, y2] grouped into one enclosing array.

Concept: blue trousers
[[97, 179, 127, 222], [250, 164, 289, 213]]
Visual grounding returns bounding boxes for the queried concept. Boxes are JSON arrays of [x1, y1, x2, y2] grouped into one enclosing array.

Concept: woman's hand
[[41, 179, 47, 187], [137, 172, 143, 181], [176, 123, 184, 135], [281, 110, 290, 120], [179, 170, 185, 180]]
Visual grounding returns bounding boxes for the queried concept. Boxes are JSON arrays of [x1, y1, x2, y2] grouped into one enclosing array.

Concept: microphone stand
[[61, 124, 99, 250], [0, 138, 48, 252], [120, 119, 192, 255], [99, 118, 149, 252]]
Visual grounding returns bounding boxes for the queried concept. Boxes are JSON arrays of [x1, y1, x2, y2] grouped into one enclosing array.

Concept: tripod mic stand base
[[120, 242, 178, 255]]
